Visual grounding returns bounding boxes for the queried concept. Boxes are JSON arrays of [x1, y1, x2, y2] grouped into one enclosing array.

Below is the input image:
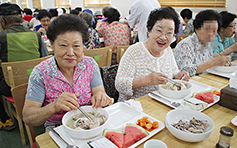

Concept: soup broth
[[66, 112, 107, 130]]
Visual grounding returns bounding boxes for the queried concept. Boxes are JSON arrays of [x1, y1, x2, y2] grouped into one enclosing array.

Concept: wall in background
[[12, 0, 237, 19]]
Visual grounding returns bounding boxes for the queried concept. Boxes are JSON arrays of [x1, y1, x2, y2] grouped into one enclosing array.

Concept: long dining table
[[35, 72, 237, 148]]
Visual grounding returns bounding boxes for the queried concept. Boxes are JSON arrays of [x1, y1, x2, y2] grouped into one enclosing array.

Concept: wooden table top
[[35, 75, 237, 148]]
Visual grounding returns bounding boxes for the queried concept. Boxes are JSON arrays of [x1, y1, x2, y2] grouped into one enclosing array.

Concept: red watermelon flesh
[[103, 129, 124, 148], [194, 91, 214, 104], [123, 123, 149, 148]]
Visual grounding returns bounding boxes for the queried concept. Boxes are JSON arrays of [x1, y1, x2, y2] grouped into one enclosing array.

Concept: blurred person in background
[[70, 9, 79, 15], [34, 10, 51, 35], [30, 9, 41, 27], [75, 7, 82, 14], [23, 8, 34, 22], [93, 10, 103, 29], [211, 11, 237, 61], [96, 7, 131, 64], [180, 8, 194, 35], [79, 12, 100, 49], [126, 0, 161, 42], [174, 10, 231, 77], [49, 8, 58, 20], [0, 3, 48, 130]]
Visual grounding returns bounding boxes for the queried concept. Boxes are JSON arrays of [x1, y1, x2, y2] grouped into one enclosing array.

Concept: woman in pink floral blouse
[[96, 7, 131, 65]]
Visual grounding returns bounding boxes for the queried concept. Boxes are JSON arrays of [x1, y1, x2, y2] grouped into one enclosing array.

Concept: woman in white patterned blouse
[[115, 7, 190, 101]]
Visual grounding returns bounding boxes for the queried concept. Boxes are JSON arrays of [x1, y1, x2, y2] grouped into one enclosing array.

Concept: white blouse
[[115, 42, 180, 101]]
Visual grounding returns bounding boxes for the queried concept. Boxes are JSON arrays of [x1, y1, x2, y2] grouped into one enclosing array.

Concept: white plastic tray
[[49, 102, 165, 148], [206, 67, 237, 78], [148, 79, 220, 111], [231, 115, 237, 126]]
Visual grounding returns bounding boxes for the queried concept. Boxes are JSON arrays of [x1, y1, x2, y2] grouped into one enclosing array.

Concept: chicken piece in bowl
[[158, 80, 192, 99]]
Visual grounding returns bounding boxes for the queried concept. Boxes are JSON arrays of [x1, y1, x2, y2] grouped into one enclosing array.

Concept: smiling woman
[[22, 14, 114, 129], [115, 7, 190, 102]]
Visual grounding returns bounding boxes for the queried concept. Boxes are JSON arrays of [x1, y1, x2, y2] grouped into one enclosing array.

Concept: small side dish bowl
[[158, 80, 192, 99], [62, 106, 109, 139], [213, 63, 237, 73], [166, 109, 214, 142]]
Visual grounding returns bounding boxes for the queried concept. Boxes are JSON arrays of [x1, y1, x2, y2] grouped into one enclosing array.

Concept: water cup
[[144, 139, 167, 148]]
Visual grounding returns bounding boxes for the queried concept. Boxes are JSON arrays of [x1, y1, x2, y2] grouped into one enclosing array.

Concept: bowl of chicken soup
[[158, 80, 192, 99], [213, 63, 237, 73], [62, 106, 109, 139]]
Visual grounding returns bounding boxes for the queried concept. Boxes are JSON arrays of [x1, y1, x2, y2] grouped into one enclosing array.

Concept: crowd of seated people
[[0, 1, 236, 138]]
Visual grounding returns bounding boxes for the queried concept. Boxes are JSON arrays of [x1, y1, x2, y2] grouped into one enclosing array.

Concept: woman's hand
[[53, 92, 79, 112], [147, 72, 168, 86], [91, 91, 114, 108], [38, 27, 46, 35], [212, 54, 231, 66], [174, 71, 190, 81]]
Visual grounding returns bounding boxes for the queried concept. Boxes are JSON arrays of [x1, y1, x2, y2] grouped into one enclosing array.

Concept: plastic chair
[[83, 46, 112, 67], [177, 33, 193, 44], [1, 55, 52, 146], [116, 45, 129, 64]]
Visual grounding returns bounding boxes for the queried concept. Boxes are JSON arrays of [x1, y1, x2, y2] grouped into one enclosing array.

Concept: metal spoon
[[150, 92, 181, 107], [47, 127, 79, 148]]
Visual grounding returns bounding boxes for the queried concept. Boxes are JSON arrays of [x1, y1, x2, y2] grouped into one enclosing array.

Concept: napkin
[[124, 100, 143, 112], [229, 77, 237, 90]]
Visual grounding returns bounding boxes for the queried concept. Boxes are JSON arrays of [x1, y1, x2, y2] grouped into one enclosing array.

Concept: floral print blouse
[[97, 21, 131, 53], [174, 33, 213, 77], [84, 27, 100, 49]]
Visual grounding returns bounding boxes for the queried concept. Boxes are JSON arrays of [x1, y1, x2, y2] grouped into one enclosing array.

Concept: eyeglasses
[[153, 29, 175, 39], [41, 19, 50, 23], [228, 23, 236, 28]]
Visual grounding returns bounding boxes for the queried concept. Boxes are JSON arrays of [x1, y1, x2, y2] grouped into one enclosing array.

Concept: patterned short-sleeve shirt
[[174, 33, 213, 77], [26, 56, 103, 126]]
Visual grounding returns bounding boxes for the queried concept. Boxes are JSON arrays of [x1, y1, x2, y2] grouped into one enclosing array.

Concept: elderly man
[[0, 3, 48, 130]]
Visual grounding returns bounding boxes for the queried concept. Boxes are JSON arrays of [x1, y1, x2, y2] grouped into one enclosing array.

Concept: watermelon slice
[[103, 129, 124, 148], [123, 123, 149, 148], [193, 90, 214, 104]]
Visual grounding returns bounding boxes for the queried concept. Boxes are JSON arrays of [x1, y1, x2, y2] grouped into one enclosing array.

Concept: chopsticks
[[62, 89, 94, 122], [146, 68, 182, 87]]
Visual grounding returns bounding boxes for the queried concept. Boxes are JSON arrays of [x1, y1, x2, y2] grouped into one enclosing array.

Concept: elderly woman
[[23, 15, 113, 128], [211, 11, 237, 61], [34, 10, 51, 35], [96, 7, 131, 65], [115, 7, 190, 101], [174, 10, 231, 77], [79, 12, 100, 49]]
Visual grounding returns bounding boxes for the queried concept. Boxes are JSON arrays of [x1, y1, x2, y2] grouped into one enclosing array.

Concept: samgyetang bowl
[[62, 106, 109, 139], [213, 63, 237, 73], [158, 80, 192, 99], [166, 109, 214, 142]]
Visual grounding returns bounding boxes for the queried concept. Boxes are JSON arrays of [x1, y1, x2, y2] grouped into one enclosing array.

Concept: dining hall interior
[[0, 0, 237, 148]]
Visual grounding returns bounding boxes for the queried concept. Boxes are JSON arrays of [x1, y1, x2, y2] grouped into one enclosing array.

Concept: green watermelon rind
[[192, 90, 213, 98], [126, 123, 149, 136], [102, 129, 123, 136]]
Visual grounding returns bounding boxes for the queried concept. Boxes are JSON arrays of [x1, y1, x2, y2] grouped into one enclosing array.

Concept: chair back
[[100, 65, 119, 103], [1, 55, 52, 88], [116, 45, 129, 64], [177, 33, 193, 44], [11, 83, 36, 144], [83, 46, 112, 67]]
